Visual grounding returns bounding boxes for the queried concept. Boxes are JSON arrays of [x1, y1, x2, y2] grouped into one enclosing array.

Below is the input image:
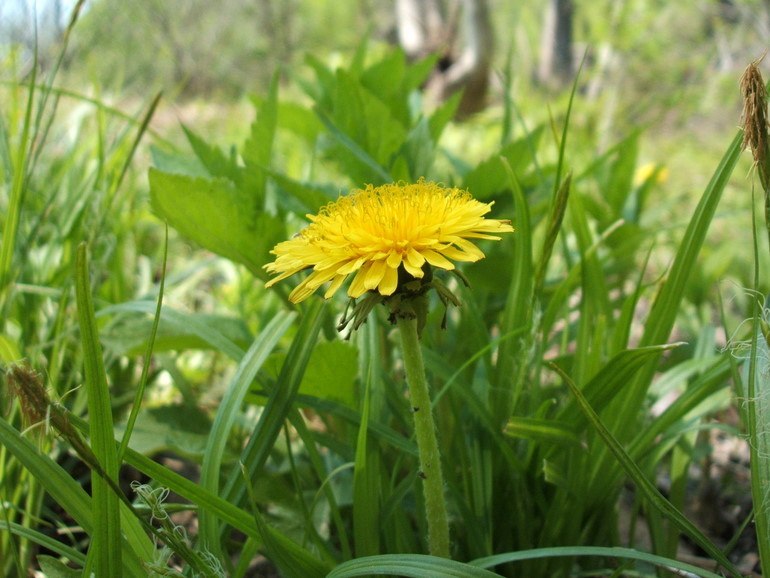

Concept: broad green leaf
[[316, 110, 393, 185], [276, 101, 324, 144], [299, 340, 358, 407], [37, 556, 83, 578], [399, 117, 435, 181], [268, 170, 338, 215], [428, 91, 462, 143], [182, 123, 240, 181], [101, 312, 253, 356], [149, 144, 209, 178], [148, 168, 284, 279], [359, 49, 410, 126], [114, 404, 212, 458]]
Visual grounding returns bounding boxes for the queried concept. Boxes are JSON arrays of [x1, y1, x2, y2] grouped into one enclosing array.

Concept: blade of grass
[[0, 418, 148, 576], [241, 464, 329, 578], [117, 224, 169, 463], [353, 363, 381, 557], [0, 521, 85, 565], [747, 179, 770, 575], [315, 110, 393, 184], [469, 545, 727, 578], [287, 406, 352, 562], [551, 362, 742, 577], [198, 310, 297, 557], [222, 300, 325, 508], [0, 32, 36, 307], [62, 409, 332, 574], [493, 158, 534, 425], [326, 554, 502, 578], [618, 130, 743, 423], [75, 243, 121, 575]]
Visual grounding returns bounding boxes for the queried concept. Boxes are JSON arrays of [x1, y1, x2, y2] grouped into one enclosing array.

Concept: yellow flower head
[[264, 179, 514, 304]]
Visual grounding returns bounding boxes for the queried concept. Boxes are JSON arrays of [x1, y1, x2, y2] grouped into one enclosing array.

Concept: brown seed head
[[740, 55, 769, 167]]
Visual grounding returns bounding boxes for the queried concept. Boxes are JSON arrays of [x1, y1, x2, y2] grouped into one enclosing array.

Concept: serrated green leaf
[[462, 127, 544, 198], [182, 123, 239, 181], [149, 145, 209, 178], [148, 169, 283, 279], [267, 170, 338, 215], [399, 117, 435, 180], [242, 73, 279, 202]]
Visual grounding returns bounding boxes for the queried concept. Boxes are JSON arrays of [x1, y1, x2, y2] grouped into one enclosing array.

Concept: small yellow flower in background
[[633, 162, 669, 187], [264, 179, 513, 304]]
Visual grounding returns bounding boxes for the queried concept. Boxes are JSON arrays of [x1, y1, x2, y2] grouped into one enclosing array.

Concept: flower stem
[[396, 309, 450, 558]]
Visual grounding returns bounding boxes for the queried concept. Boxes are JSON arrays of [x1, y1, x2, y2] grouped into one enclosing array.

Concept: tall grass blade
[[469, 545, 727, 578], [353, 365, 381, 557], [241, 465, 330, 578], [222, 300, 325, 507], [0, 418, 147, 576], [745, 316, 770, 575], [75, 243, 122, 575], [493, 159, 534, 424], [0, 39, 36, 306], [117, 225, 169, 463], [198, 310, 296, 555], [552, 363, 742, 577], [621, 131, 743, 418], [327, 554, 502, 578]]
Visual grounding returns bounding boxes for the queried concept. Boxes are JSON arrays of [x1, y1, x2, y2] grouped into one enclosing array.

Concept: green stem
[[396, 309, 450, 558]]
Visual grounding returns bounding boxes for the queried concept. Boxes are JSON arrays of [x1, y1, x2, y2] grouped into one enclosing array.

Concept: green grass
[[0, 8, 767, 578]]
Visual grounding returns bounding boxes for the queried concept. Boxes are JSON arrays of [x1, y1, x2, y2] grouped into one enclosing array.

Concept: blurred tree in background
[[3, 0, 770, 132], [396, 0, 493, 116]]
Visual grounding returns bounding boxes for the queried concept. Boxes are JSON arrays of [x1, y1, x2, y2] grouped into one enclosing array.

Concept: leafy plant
[[1, 12, 763, 578]]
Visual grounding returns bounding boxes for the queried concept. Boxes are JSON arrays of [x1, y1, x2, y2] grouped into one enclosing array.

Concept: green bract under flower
[[264, 179, 514, 304]]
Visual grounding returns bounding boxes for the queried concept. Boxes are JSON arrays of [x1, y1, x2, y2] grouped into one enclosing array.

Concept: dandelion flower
[[264, 179, 513, 304]]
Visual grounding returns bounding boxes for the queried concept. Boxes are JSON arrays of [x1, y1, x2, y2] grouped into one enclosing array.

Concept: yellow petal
[[364, 259, 387, 290], [378, 264, 399, 295], [421, 249, 455, 270]]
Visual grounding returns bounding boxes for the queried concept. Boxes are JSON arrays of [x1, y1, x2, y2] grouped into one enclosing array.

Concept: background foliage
[[1, 0, 769, 576]]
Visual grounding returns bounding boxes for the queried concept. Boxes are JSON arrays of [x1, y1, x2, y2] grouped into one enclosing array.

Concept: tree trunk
[[395, 0, 493, 117], [538, 0, 574, 89]]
